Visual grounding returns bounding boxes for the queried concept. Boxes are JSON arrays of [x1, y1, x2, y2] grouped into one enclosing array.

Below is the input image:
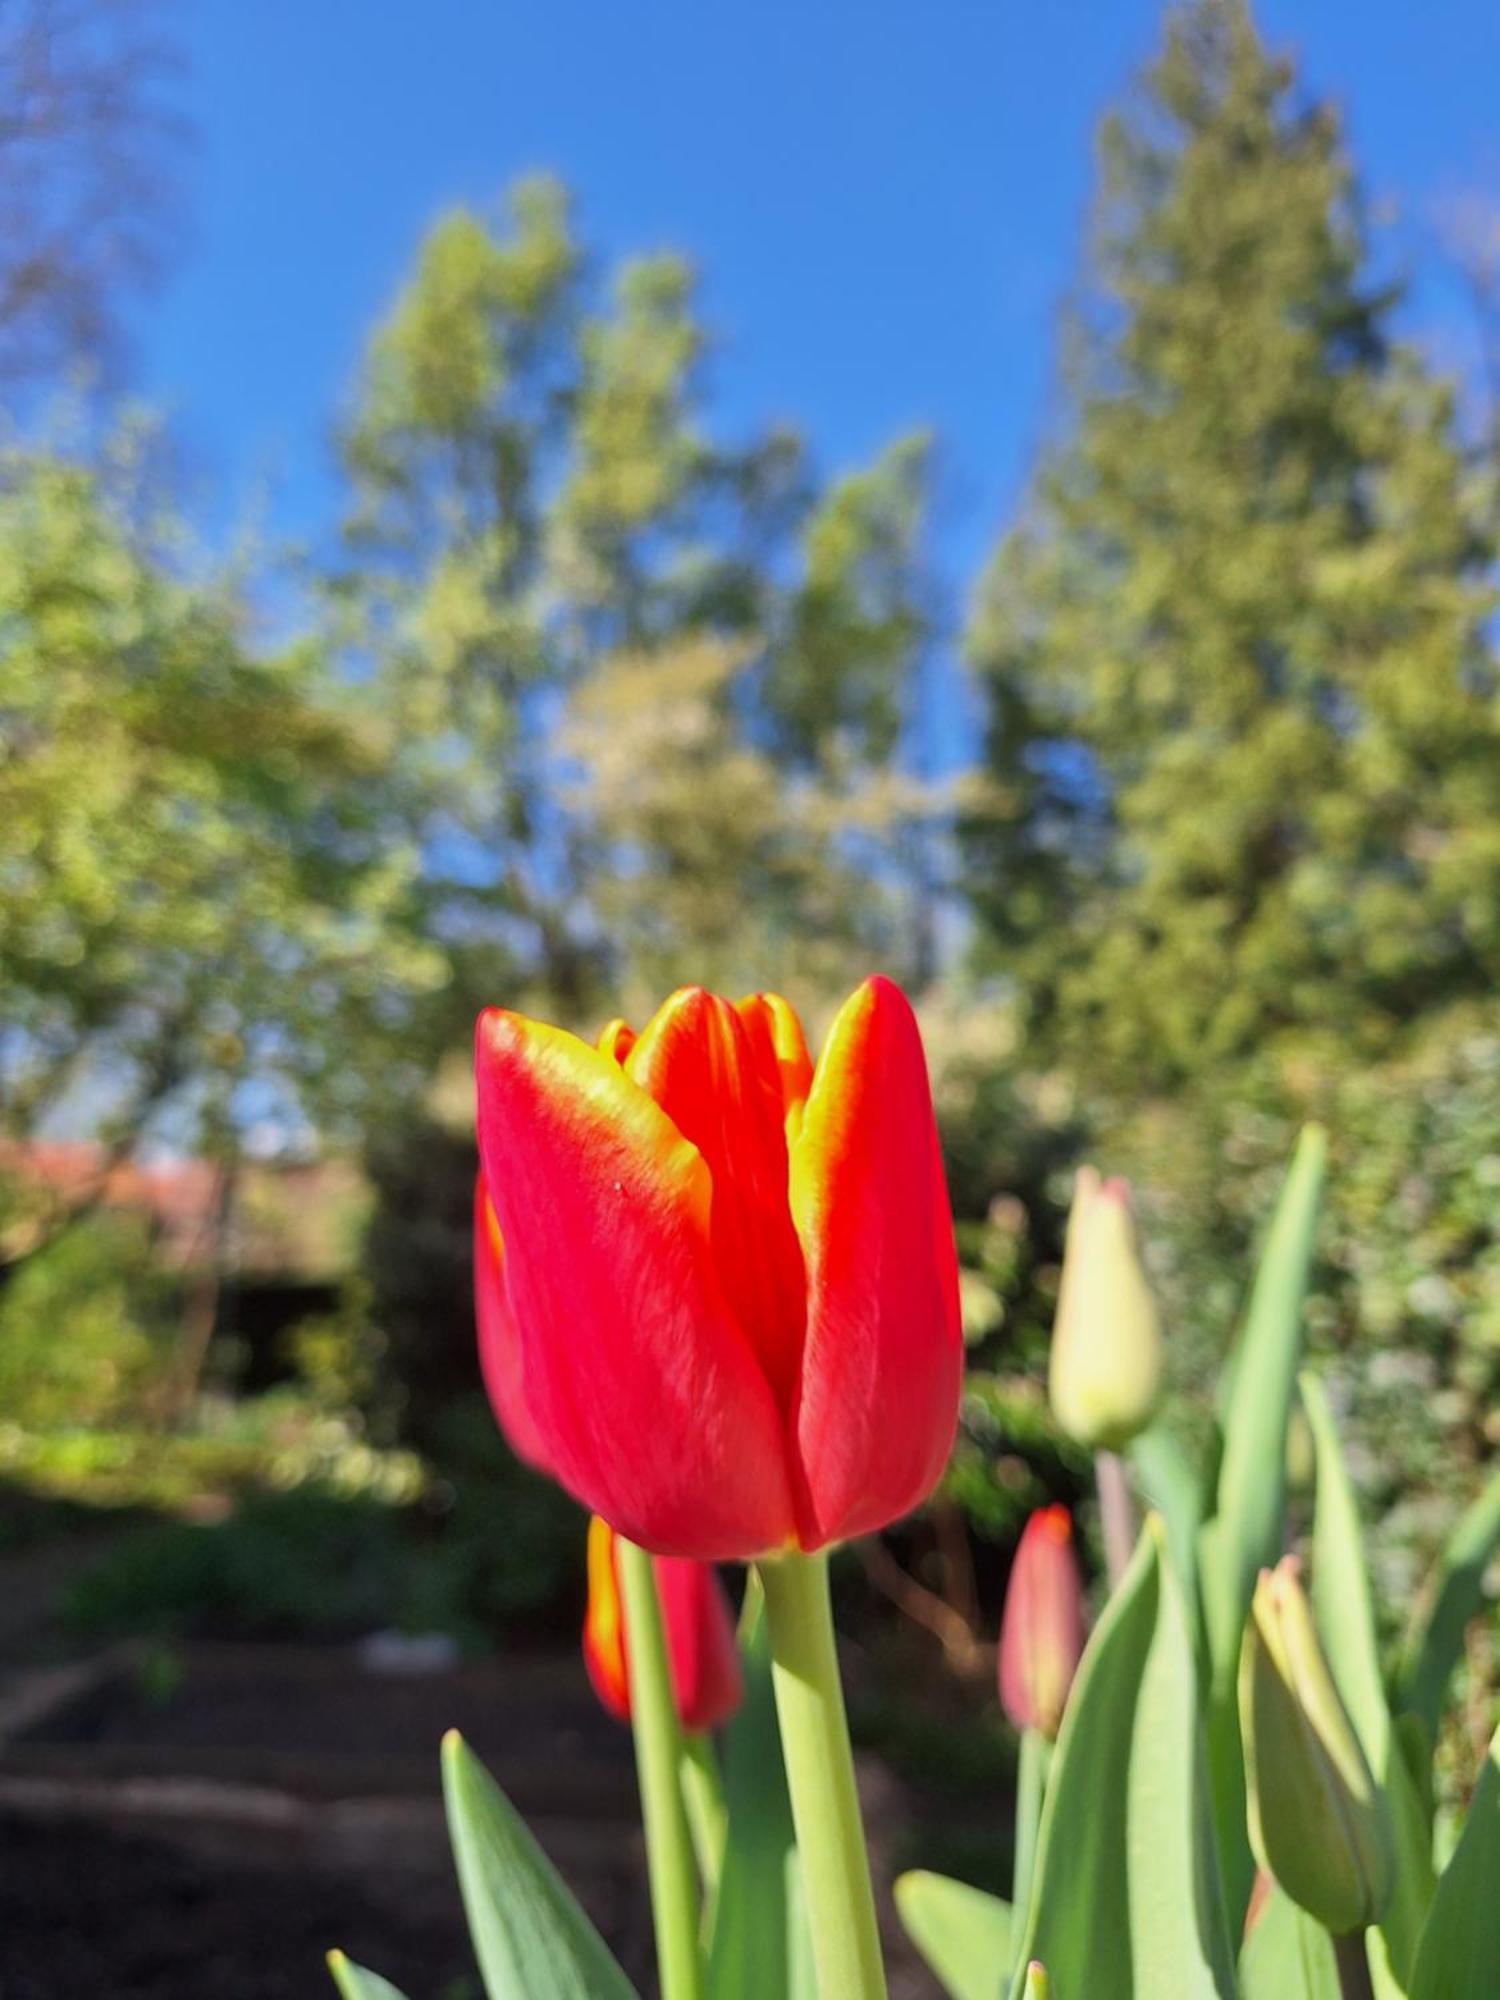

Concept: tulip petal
[[626, 989, 807, 1411], [473, 1179, 554, 1476], [655, 1552, 745, 1732], [583, 1515, 631, 1720], [787, 977, 963, 1548], [736, 992, 815, 1143], [476, 1008, 797, 1559], [583, 1517, 744, 1732], [596, 1018, 637, 1064]]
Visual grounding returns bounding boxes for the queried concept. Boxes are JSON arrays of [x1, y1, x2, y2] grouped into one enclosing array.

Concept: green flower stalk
[[758, 1550, 888, 2000]]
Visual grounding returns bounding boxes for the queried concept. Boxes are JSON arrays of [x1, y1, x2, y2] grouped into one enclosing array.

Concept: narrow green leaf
[[1394, 1468, 1500, 1742], [1008, 1518, 1234, 2000], [1201, 1126, 1327, 1677], [705, 1588, 815, 2000], [1408, 1724, 1500, 2000], [1236, 1887, 1339, 2000], [1304, 1372, 1435, 1996], [1392, 1712, 1434, 1832], [441, 1730, 639, 2000], [1304, 1374, 1387, 1755], [1130, 1422, 1205, 1614], [893, 1871, 1012, 2000], [1199, 1126, 1327, 1924], [326, 1953, 412, 2000]]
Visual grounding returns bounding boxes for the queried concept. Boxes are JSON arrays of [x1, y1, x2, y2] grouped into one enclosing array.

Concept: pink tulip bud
[[998, 1506, 1086, 1740]]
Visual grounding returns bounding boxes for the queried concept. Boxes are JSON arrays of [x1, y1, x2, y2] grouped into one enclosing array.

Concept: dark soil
[[0, 1810, 478, 1999], [0, 1644, 651, 1998]]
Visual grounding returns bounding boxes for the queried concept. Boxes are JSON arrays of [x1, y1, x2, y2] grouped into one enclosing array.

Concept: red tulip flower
[[474, 977, 962, 1560], [998, 1506, 1086, 1741], [583, 1516, 743, 1733], [473, 1177, 554, 1475]]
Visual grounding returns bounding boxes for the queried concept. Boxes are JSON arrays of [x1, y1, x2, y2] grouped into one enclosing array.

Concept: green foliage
[[1238, 1888, 1338, 2000], [1198, 1127, 1326, 1920], [359, 1101, 484, 1452], [706, 1592, 815, 2000], [956, 0, 1500, 1761], [327, 1953, 414, 2000], [1008, 1518, 1233, 1999], [337, 176, 938, 1019], [893, 1871, 1013, 2000], [0, 427, 442, 1158], [1407, 1724, 1500, 2000], [57, 1405, 580, 1646], [0, 1209, 172, 1427], [966, 0, 1500, 1092], [61, 1489, 424, 1642], [440, 1729, 639, 1999], [1394, 1467, 1500, 1741]]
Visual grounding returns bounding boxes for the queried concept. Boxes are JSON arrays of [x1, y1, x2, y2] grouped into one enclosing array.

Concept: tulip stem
[[1333, 1933, 1375, 2000], [616, 1537, 704, 2000], [758, 1550, 888, 2000], [1095, 1450, 1137, 1587], [679, 1731, 727, 1897], [1011, 1727, 1050, 1923]]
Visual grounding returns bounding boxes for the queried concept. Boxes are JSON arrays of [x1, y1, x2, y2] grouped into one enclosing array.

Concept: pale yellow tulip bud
[[1047, 1168, 1163, 1450], [1239, 1558, 1394, 1936]]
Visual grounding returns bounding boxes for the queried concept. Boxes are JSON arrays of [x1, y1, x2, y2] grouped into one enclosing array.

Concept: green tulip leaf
[[441, 1730, 639, 2000], [706, 1583, 815, 2000], [1008, 1517, 1234, 1999], [1304, 1372, 1435, 1994], [326, 1953, 413, 2000], [893, 1870, 1012, 2000], [1394, 1467, 1500, 1743], [1408, 1723, 1500, 2000], [1236, 1885, 1339, 2000], [1304, 1374, 1387, 1752], [1129, 1422, 1205, 1608], [1198, 1126, 1327, 1924]]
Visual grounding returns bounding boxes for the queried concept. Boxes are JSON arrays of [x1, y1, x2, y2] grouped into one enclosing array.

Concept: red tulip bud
[[998, 1506, 1086, 1741], [582, 1516, 744, 1733]]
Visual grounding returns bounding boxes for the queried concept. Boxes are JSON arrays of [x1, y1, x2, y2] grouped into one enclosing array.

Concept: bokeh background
[[2, 1, 1499, 1992]]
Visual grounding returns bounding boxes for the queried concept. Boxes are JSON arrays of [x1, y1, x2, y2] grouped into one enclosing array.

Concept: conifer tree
[[965, 0, 1500, 1098]]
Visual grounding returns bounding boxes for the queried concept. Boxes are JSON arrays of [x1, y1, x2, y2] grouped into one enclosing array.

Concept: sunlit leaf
[[1008, 1517, 1234, 1999], [1236, 1885, 1338, 2000], [893, 1870, 1012, 2000], [441, 1730, 639, 2000], [1408, 1725, 1500, 2000], [1198, 1126, 1327, 1925], [326, 1952, 413, 2000], [705, 1583, 815, 2000], [1394, 1468, 1500, 1743], [1130, 1422, 1205, 1609], [1304, 1372, 1434, 1996]]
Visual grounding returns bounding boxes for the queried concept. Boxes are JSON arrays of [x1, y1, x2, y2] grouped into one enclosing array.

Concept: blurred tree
[[0, 429, 443, 1249], [0, 1207, 172, 1427], [956, 0, 1500, 1635], [964, 0, 1500, 1096], [335, 177, 941, 1024], [0, 0, 183, 400], [337, 181, 948, 1470]]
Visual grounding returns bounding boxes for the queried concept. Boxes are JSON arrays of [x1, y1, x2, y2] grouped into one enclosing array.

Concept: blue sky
[[141, 2, 1500, 647]]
